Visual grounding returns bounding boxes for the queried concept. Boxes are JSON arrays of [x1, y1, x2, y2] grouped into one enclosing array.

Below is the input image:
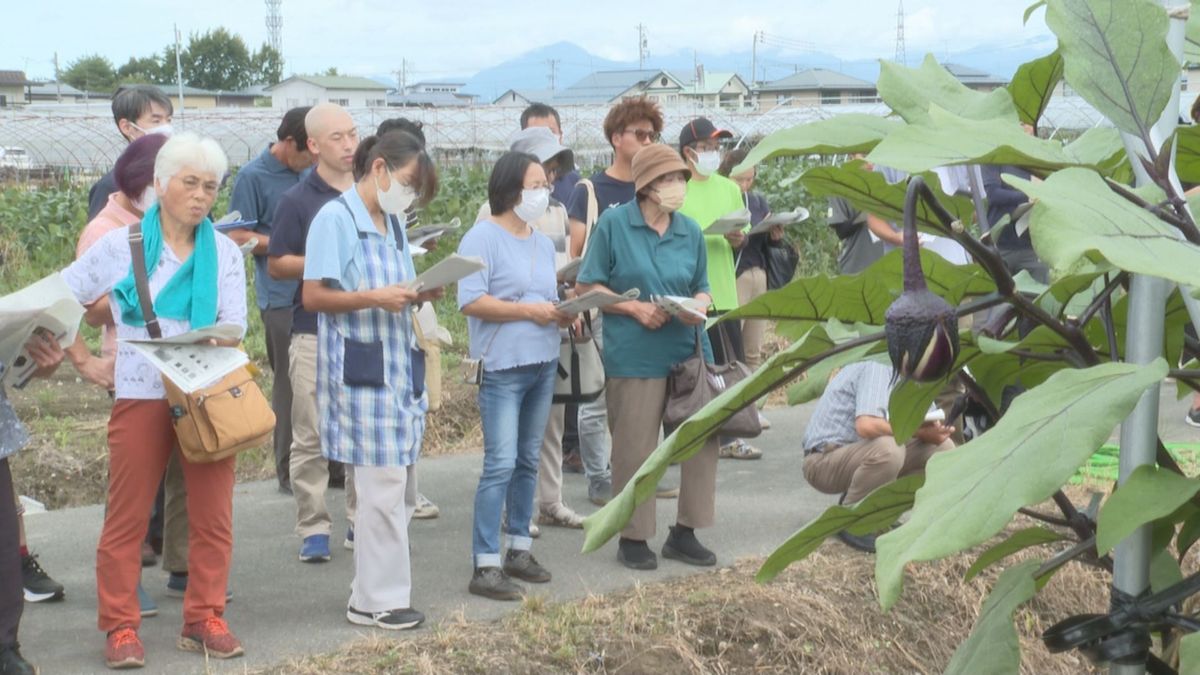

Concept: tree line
[[61, 27, 283, 94]]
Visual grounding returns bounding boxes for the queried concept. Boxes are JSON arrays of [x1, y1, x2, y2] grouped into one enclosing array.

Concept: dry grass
[[256, 543, 1109, 675]]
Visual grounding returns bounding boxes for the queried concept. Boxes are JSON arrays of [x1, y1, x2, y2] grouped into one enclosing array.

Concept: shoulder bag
[[128, 223, 275, 463], [552, 314, 605, 404], [664, 328, 761, 439]]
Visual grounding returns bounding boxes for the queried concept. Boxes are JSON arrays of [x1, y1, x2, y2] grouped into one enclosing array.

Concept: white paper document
[[747, 207, 810, 235], [0, 273, 86, 388], [652, 294, 707, 322], [556, 258, 582, 282], [703, 209, 752, 236], [123, 325, 248, 392], [403, 254, 486, 291], [556, 288, 640, 315], [407, 217, 461, 250]]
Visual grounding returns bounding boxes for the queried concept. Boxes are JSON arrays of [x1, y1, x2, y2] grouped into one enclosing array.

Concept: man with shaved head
[[267, 103, 360, 563]]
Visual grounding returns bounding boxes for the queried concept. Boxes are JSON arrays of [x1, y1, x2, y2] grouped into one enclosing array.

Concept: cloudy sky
[[6, 0, 1054, 81]]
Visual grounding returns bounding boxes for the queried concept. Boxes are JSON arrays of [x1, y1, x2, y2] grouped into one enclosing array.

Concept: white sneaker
[[413, 493, 440, 519]]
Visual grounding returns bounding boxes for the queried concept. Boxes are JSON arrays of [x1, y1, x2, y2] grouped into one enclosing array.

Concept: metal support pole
[[1110, 5, 1184, 673]]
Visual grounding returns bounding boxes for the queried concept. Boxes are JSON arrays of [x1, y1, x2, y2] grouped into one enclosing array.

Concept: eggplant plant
[[581, 0, 1200, 672]]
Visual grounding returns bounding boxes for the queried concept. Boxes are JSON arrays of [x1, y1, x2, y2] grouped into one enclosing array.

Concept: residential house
[[680, 69, 751, 109], [492, 88, 558, 107], [267, 75, 390, 109], [550, 69, 687, 105], [25, 81, 104, 103], [0, 70, 30, 107], [389, 81, 476, 107], [753, 69, 877, 107], [942, 63, 1009, 92]]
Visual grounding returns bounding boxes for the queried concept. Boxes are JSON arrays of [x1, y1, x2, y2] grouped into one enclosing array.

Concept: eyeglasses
[[623, 128, 661, 143]]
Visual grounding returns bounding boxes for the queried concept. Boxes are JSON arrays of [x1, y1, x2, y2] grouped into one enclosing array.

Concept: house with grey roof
[[0, 70, 31, 107], [267, 75, 390, 109], [942, 63, 1009, 91], [678, 69, 751, 109], [389, 81, 476, 108], [753, 68, 878, 107]]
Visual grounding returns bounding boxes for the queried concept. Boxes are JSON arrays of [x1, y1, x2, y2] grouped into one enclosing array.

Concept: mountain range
[[431, 38, 1058, 101]]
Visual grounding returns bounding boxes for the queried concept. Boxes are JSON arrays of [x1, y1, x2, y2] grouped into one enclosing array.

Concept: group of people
[[0, 88, 797, 673]]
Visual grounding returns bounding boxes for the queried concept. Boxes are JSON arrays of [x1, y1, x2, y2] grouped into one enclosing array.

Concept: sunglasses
[[623, 128, 661, 143]]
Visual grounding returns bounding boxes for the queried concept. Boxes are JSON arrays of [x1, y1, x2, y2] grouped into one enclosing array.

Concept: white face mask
[[692, 149, 722, 177], [131, 122, 173, 138], [375, 171, 417, 215], [653, 182, 687, 212], [133, 186, 157, 213], [514, 187, 550, 223]]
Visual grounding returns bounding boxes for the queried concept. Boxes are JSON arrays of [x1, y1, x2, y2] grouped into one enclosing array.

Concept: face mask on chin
[[375, 170, 417, 215]]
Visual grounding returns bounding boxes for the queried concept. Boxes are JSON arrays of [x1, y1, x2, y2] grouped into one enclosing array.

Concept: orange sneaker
[[177, 617, 244, 659], [104, 625, 145, 669]]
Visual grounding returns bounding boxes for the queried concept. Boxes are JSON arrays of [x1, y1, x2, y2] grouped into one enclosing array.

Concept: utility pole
[[546, 58, 559, 91], [751, 31, 761, 89], [52, 52, 61, 103], [173, 24, 185, 117], [894, 1, 907, 65], [638, 24, 649, 69]]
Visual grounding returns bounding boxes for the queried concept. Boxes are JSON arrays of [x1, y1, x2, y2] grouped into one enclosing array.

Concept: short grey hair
[[153, 132, 228, 185]]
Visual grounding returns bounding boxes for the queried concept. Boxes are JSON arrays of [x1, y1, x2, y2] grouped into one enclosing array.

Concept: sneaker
[[344, 527, 355, 551], [277, 482, 293, 496], [413, 493, 440, 520], [503, 549, 552, 583], [588, 478, 612, 506], [140, 541, 157, 568], [719, 439, 763, 460], [836, 530, 878, 553], [617, 538, 658, 570], [299, 534, 332, 563], [0, 643, 37, 675], [137, 583, 157, 618], [538, 503, 584, 529], [178, 617, 243, 659], [1187, 408, 1200, 428], [468, 566, 524, 601], [529, 521, 541, 539], [104, 625, 144, 669], [21, 554, 64, 603], [165, 574, 233, 602], [661, 525, 717, 566], [758, 411, 772, 430], [655, 482, 679, 499], [562, 452, 584, 474], [346, 605, 424, 631]]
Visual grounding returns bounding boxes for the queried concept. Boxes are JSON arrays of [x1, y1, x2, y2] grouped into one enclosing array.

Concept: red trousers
[[97, 400, 235, 632]]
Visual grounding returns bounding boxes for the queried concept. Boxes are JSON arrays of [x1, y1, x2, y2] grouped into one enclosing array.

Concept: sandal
[[719, 439, 763, 460], [537, 503, 584, 529]]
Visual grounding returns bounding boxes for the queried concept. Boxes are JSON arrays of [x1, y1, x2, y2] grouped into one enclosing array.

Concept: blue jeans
[[472, 361, 556, 568]]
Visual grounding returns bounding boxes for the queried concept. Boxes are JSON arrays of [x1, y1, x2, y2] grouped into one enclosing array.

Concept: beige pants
[[607, 377, 719, 541], [350, 464, 415, 612], [289, 334, 356, 538], [802, 436, 954, 504], [736, 268, 768, 369], [160, 449, 189, 573], [535, 403, 565, 511]]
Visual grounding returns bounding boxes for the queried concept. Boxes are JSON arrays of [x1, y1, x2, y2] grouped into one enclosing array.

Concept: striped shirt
[[802, 361, 894, 453]]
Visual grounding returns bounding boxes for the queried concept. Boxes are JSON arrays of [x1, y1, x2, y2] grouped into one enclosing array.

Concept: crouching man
[[801, 361, 955, 552]]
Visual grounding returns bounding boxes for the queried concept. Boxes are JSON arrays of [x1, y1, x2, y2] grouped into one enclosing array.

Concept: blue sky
[[6, 0, 1054, 82]]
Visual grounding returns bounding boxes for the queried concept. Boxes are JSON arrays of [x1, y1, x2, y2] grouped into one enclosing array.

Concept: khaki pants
[[736, 267, 768, 369], [535, 403, 565, 511], [607, 377, 719, 541], [262, 307, 295, 489], [289, 334, 356, 538], [802, 436, 954, 504], [161, 450, 189, 573]]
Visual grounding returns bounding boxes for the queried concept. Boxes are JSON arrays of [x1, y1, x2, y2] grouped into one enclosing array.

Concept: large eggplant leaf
[[944, 559, 1041, 675], [1177, 125, 1200, 185], [581, 324, 885, 553], [1182, 633, 1200, 675], [877, 54, 1018, 125], [801, 162, 976, 232], [720, 247, 995, 335], [1009, 168, 1200, 289], [875, 360, 1167, 609], [867, 105, 1114, 175], [1063, 127, 1130, 180], [1009, 50, 1064, 129], [756, 474, 923, 583], [1024, 0, 1047, 24], [965, 527, 1066, 582], [1188, 0, 1200, 63], [731, 115, 902, 174], [1083, 289, 1188, 367], [786, 344, 884, 405], [1096, 465, 1200, 554], [887, 342, 982, 443], [1046, 0, 1179, 140]]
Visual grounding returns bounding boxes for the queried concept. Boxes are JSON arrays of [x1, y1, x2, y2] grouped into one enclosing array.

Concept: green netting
[[1070, 443, 1200, 484]]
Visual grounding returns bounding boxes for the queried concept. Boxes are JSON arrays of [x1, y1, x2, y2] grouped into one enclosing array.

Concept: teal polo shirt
[[578, 200, 714, 378]]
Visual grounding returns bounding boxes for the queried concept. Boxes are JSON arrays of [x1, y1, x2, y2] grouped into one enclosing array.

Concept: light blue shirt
[[457, 219, 559, 371], [303, 187, 414, 292]]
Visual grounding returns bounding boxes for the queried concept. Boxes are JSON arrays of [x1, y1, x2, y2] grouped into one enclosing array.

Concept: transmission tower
[[265, 0, 283, 53], [894, 0, 906, 65]]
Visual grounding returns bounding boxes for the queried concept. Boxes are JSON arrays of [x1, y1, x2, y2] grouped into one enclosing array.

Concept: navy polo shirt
[[267, 168, 344, 335]]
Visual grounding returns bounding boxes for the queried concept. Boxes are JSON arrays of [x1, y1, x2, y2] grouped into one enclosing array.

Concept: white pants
[[350, 464, 417, 612]]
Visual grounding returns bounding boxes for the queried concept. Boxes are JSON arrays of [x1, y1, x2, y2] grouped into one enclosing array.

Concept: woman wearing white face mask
[[576, 143, 719, 571], [457, 151, 576, 601], [301, 130, 441, 630]]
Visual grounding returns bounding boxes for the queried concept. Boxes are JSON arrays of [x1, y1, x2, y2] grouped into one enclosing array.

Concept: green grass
[[1071, 443, 1200, 484]]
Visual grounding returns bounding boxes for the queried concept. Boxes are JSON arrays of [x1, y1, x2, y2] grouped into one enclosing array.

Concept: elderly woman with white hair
[[62, 132, 248, 669]]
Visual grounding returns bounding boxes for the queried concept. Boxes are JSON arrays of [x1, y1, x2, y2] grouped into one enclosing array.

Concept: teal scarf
[[112, 203, 219, 329]]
